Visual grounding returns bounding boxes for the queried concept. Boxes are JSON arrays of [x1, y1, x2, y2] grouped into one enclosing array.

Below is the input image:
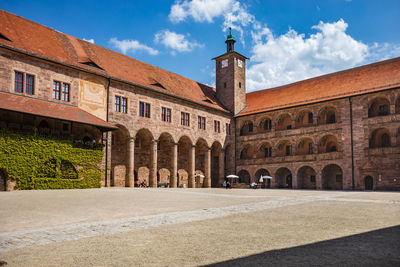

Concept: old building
[[0, 10, 399, 191]]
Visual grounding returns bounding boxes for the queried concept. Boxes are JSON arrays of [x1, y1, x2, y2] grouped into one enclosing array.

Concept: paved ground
[[0, 188, 399, 266]]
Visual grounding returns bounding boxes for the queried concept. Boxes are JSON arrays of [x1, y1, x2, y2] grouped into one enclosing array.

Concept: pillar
[[171, 142, 178, 188], [150, 139, 158, 188], [316, 172, 323, 189], [126, 137, 135, 187], [188, 145, 195, 188], [219, 149, 225, 186], [204, 147, 211, 188]]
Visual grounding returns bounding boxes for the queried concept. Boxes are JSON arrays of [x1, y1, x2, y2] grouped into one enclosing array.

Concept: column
[[171, 142, 178, 188], [204, 147, 211, 188], [218, 149, 225, 186], [126, 137, 135, 187], [188, 145, 195, 188], [149, 139, 158, 188], [316, 172, 323, 189]]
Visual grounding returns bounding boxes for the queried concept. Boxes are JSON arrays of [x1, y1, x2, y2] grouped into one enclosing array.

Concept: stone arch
[[211, 141, 223, 187], [257, 116, 272, 132], [369, 127, 391, 148], [297, 166, 316, 189], [111, 124, 131, 187], [158, 168, 170, 184], [38, 119, 51, 134], [368, 96, 390, 117], [295, 109, 314, 128], [275, 167, 292, 188], [0, 168, 8, 191], [238, 169, 251, 184], [276, 113, 292, 131], [318, 135, 338, 153], [135, 128, 154, 186], [240, 120, 254, 136], [276, 140, 292, 157], [240, 144, 254, 159], [318, 106, 337, 125], [157, 132, 174, 185], [256, 142, 272, 158], [195, 138, 208, 188], [296, 137, 314, 155], [321, 164, 343, 190], [178, 135, 192, 187], [255, 168, 271, 188]]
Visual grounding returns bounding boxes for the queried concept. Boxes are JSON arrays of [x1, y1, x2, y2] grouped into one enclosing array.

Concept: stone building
[[0, 10, 399, 191]]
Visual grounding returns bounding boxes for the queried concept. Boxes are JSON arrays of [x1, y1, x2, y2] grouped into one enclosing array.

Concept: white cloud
[[109, 37, 159, 55], [246, 19, 372, 91], [154, 30, 203, 53], [168, 0, 254, 45], [83, 38, 95, 44], [169, 0, 234, 23]]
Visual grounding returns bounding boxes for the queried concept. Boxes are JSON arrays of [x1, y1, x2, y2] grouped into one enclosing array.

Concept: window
[[121, 97, 127, 113], [139, 101, 150, 118], [162, 107, 171, 122], [115, 96, 121, 112], [264, 147, 272, 157], [221, 59, 228, 68], [226, 123, 231, 135], [61, 83, 70, 102], [308, 143, 313, 154], [248, 122, 253, 132], [264, 119, 272, 130], [381, 133, 390, 147], [198, 116, 206, 130], [181, 112, 190, 126], [214, 120, 220, 133], [378, 105, 389, 116], [63, 123, 69, 132], [14, 71, 24, 93], [327, 114, 336, 124], [26, 74, 34, 95], [239, 82, 241, 88], [285, 145, 291, 156], [53, 81, 61, 100], [224, 82, 227, 88], [308, 113, 313, 123]]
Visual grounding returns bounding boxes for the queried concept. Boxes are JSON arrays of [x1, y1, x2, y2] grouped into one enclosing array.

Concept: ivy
[[0, 129, 104, 190]]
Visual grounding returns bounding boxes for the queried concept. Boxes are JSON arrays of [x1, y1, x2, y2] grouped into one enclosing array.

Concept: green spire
[[226, 27, 235, 41]]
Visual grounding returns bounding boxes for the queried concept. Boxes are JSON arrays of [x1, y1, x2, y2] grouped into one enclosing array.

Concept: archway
[[276, 113, 292, 131], [321, 164, 343, 190], [296, 110, 313, 128], [135, 128, 154, 186], [255, 168, 271, 188], [368, 97, 390, 117], [297, 166, 316, 189], [275, 167, 292, 188], [369, 128, 391, 148], [195, 138, 208, 188], [0, 169, 7, 191], [256, 142, 272, 158], [240, 120, 254, 136], [178, 136, 192, 188], [238, 170, 251, 184], [319, 135, 338, 153], [258, 117, 272, 132], [157, 132, 174, 186], [276, 140, 292, 157], [364, 176, 373, 190], [110, 125, 130, 187], [318, 106, 337, 125], [296, 138, 314, 155], [240, 144, 254, 159], [211, 141, 222, 187]]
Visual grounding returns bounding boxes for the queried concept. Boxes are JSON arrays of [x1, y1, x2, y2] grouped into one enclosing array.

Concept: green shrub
[[0, 129, 104, 190]]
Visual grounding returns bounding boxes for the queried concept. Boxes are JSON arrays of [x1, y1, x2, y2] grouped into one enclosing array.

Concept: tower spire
[[225, 27, 236, 53]]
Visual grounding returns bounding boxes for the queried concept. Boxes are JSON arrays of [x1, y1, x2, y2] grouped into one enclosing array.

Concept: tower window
[[224, 82, 226, 88], [239, 82, 241, 88]]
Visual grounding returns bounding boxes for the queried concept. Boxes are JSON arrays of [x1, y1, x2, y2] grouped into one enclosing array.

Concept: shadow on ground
[[204, 225, 400, 266]]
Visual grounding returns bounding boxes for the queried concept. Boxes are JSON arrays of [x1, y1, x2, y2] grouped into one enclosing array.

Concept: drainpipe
[[234, 116, 237, 175], [104, 78, 111, 187], [349, 97, 355, 190]]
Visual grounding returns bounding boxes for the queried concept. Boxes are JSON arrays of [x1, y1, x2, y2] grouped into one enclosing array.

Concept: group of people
[[223, 179, 231, 189], [136, 179, 147, 188]]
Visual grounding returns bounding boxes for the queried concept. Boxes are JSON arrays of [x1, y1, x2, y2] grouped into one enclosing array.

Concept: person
[[223, 180, 227, 189], [136, 179, 140, 187], [226, 181, 231, 189]]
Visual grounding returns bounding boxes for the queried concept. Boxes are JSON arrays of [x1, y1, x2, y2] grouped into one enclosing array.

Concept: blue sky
[[1, 0, 399, 91]]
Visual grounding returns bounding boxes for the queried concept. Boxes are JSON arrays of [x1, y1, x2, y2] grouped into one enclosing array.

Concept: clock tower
[[213, 28, 247, 115]]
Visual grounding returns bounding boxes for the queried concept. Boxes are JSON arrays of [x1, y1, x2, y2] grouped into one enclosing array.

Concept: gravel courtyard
[[0, 188, 399, 266]]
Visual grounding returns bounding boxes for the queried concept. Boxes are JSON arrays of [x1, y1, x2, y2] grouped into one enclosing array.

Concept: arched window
[[368, 97, 390, 117], [264, 119, 272, 131]]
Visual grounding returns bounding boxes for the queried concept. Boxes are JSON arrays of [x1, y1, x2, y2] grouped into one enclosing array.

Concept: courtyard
[[0, 188, 399, 266]]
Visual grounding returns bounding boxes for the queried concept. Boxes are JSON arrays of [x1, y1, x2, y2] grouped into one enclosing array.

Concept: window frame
[[121, 97, 128, 113], [25, 74, 35, 95], [115, 96, 121, 112], [53, 81, 61, 100]]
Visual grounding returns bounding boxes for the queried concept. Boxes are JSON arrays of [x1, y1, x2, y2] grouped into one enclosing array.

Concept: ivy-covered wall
[[0, 129, 104, 190]]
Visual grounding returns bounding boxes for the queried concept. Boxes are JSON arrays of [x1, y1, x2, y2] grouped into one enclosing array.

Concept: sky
[[1, 0, 399, 92]]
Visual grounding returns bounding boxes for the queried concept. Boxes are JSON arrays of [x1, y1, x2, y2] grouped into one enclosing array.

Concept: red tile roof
[[241, 57, 400, 116], [0, 92, 117, 131], [0, 10, 227, 113]]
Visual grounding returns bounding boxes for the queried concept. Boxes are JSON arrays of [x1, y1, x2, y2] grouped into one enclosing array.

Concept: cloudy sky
[[2, 0, 399, 92]]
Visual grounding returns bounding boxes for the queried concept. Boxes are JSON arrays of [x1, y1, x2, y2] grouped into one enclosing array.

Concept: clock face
[[237, 59, 243, 68], [221, 59, 228, 68]]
